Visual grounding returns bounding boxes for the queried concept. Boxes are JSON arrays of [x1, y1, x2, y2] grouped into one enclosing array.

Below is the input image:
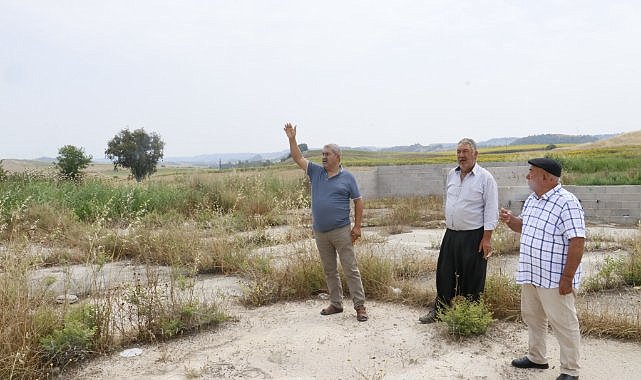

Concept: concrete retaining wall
[[350, 164, 641, 226]]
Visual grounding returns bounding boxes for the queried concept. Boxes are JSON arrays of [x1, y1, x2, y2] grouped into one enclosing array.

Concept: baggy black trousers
[[435, 227, 486, 309]]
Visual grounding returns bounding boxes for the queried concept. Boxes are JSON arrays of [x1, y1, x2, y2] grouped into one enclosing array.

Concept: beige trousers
[[314, 225, 366, 309], [521, 284, 581, 377]]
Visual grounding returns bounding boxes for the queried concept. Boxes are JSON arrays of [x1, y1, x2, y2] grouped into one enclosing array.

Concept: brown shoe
[[355, 305, 368, 322], [320, 305, 343, 315]]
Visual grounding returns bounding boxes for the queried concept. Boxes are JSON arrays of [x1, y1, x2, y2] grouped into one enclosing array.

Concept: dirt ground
[[65, 299, 641, 380], [60, 225, 641, 379]]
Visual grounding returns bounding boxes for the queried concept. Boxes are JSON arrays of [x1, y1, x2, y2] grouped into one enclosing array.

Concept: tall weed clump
[[579, 309, 641, 341], [357, 252, 395, 296], [241, 249, 325, 307], [0, 160, 7, 181], [241, 246, 435, 308], [482, 274, 522, 321], [118, 266, 230, 342], [367, 196, 444, 232], [0, 246, 99, 378], [39, 304, 97, 369], [161, 172, 309, 231], [380, 253, 436, 307], [582, 250, 641, 292], [0, 250, 53, 379]]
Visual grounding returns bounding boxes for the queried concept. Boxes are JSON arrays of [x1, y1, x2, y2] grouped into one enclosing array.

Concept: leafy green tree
[[105, 128, 164, 182], [54, 145, 93, 180]]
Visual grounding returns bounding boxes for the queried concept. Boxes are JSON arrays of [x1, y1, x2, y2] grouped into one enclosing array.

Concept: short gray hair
[[324, 143, 341, 157], [458, 138, 477, 152]]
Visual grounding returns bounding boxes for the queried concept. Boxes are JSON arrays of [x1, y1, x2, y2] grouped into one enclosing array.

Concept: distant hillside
[[164, 151, 289, 166], [560, 130, 641, 150], [1, 159, 53, 173], [478, 137, 518, 147], [359, 138, 518, 153], [378, 143, 457, 153], [510, 133, 615, 145]]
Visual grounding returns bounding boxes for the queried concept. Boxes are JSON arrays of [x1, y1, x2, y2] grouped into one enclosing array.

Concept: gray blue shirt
[[307, 161, 361, 233], [517, 184, 586, 288]]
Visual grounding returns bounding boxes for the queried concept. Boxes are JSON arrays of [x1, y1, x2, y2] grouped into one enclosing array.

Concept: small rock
[[56, 294, 79, 304]]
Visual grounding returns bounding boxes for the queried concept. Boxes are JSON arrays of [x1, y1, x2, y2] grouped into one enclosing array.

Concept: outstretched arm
[[283, 122, 307, 171]]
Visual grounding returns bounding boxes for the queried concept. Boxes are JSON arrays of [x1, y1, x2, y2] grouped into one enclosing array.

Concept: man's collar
[[537, 184, 562, 200], [455, 164, 477, 175], [325, 164, 343, 177]]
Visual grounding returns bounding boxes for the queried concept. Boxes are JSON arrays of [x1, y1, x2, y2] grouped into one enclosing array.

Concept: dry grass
[[579, 310, 641, 340], [482, 275, 521, 321], [2, 163, 641, 377]]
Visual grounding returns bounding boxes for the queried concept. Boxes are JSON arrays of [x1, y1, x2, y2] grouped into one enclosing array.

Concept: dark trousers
[[435, 227, 487, 310]]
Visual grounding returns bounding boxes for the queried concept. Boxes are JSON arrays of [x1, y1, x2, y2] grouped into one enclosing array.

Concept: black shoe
[[556, 374, 578, 380], [419, 309, 437, 324], [511, 356, 549, 369]]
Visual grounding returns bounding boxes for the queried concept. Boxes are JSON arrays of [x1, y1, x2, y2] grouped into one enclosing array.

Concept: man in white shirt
[[420, 138, 499, 323]]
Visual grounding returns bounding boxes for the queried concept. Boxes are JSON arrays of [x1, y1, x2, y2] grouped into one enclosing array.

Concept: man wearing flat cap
[[499, 157, 585, 380]]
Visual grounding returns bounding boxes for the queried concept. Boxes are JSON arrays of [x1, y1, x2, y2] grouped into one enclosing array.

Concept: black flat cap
[[528, 157, 562, 177]]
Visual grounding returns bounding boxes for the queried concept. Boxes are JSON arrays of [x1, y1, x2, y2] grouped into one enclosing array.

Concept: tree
[[54, 145, 92, 180], [105, 128, 164, 182], [283, 143, 309, 161]]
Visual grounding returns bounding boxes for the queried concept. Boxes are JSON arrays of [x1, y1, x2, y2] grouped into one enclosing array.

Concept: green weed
[[438, 297, 494, 337]]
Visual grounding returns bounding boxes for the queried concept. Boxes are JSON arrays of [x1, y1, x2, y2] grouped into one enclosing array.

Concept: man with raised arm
[[283, 122, 368, 322]]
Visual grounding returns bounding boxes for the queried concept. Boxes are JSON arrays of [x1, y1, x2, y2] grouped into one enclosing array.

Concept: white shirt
[[444, 163, 499, 231]]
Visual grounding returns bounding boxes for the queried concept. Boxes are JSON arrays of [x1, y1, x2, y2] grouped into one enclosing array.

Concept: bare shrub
[[482, 274, 521, 321]]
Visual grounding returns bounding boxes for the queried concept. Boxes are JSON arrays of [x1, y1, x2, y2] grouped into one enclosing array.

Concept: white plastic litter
[[119, 348, 143, 358]]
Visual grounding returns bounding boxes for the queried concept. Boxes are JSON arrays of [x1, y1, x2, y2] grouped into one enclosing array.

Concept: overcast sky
[[2, 1, 640, 159]]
